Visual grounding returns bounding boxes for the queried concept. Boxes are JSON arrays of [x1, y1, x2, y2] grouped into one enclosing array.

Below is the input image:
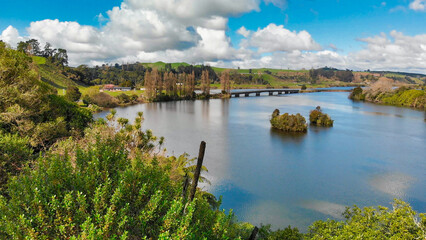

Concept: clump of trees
[[270, 109, 307, 132], [309, 106, 334, 127], [144, 69, 200, 101], [349, 86, 365, 100], [17, 39, 68, 67]]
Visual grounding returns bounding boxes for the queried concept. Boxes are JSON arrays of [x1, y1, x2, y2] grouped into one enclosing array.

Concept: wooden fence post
[[189, 141, 206, 202], [248, 226, 259, 240]]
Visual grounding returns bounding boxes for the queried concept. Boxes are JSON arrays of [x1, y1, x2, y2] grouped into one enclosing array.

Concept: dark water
[[95, 91, 426, 231]]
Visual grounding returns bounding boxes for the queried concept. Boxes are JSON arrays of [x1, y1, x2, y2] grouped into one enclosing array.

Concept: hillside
[[33, 56, 87, 94]]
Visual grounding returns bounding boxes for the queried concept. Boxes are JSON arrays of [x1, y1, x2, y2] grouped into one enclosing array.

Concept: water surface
[[96, 91, 426, 231]]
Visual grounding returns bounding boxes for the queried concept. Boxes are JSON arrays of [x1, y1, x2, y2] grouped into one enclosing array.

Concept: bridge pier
[[245, 93, 249, 97], [256, 92, 260, 96], [269, 92, 273, 96], [235, 93, 239, 97], [278, 91, 283, 95]]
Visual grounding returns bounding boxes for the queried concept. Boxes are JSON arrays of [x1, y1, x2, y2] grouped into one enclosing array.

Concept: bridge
[[230, 89, 300, 98]]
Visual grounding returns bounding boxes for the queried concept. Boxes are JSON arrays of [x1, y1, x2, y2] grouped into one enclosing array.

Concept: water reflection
[[369, 172, 415, 198], [269, 128, 306, 144], [300, 200, 347, 219], [95, 91, 426, 231]]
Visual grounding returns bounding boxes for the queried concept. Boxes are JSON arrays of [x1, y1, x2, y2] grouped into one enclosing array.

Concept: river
[[95, 90, 426, 231]]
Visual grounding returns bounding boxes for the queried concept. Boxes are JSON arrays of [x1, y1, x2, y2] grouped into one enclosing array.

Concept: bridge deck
[[230, 89, 299, 97]]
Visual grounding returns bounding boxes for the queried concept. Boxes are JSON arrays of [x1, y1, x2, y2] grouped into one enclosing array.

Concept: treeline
[[309, 68, 355, 83], [16, 39, 68, 67], [72, 63, 219, 88]]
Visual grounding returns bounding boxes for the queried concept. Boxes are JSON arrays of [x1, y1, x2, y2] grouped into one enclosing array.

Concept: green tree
[[307, 200, 426, 239], [65, 85, 82, 102], [270, 110, 307, 132], [309, 106, 334, 127]]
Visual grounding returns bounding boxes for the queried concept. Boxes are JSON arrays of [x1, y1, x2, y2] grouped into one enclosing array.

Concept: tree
[[309, 106, 334, 127], [336, 70, 354, 82], [201, 70, 210, 96], [25, 39, 41, 55], [16, 41, 28, 53], [42, 42, 55, 58], [221, 70, 231, 94], [309, 68, 319, 84], [65, 85, 82, 102], [53, 48, 68, 67]]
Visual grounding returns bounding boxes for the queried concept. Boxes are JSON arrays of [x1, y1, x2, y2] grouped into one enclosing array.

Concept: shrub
[[0, 117, 249, 239], [64, 85, 81, 102], [301, 85, 307, 90], [117, 93, 131, 104], [270, 109, 307, 132], [307, 200, 426, 239], [90, 92, 118, 108], [349, 86, 365, 100], [0, 133, 33, 193], [309, 106, 334, 127]]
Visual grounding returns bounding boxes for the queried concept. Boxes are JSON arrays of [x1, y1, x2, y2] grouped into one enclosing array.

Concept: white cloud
[[237, 26, 251, 38], [409, 0, 426, 11], [264, 0, 287, 8], [351, 31, 426, 72], [240, 24, 322, 53], [0, 26, 25, 48]]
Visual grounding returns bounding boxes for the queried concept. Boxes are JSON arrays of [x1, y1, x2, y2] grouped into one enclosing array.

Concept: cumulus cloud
[[409, 0, 426, 11], [240, 24, 322, 53], [0, 26, 25, 48], [351, 30, 426, 72]]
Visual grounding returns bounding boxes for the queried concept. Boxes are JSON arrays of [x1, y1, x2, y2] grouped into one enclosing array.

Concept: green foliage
[[0, 133, 33, 193], [258, 224, 303, 240], [336, 70, 354, 82], [0, 43, 92, 148], [65, 85, 82, 102], [309, 106, 334, 127], [307, 199, 426, 239], [301, 84, 307, 90], [380, 88, 425, 109], [270, 109, 307, 132], [86, 92, 118, 108], [353, 86, 426, 110], [349, 86, 365, 100], [117, 93, 131, 104], [0, 117, 246, 239]]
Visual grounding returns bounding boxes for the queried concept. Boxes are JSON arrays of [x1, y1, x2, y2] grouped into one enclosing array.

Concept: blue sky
[[1, 0, 426, 72]]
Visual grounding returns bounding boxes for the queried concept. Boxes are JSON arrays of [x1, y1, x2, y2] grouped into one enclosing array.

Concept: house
[[102, 84, 132, 92]]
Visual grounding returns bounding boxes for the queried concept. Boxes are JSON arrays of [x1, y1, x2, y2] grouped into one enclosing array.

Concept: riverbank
[[350, 86, 426, 111]]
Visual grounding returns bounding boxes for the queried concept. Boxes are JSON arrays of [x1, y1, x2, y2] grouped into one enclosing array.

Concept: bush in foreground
[[309, 106, 334, 127], [307, 200, 425, 239], [270, 109, 307, 133]]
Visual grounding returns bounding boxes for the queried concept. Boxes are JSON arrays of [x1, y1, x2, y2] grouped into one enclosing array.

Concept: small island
[[270, 109, 308, 132], [309, 106, 334, 127]]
